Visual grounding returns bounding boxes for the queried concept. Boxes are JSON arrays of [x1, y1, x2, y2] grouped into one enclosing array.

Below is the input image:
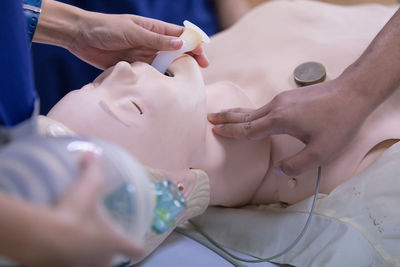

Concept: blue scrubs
[[32, 0, 220, 114], [0, 0, 36, 126]]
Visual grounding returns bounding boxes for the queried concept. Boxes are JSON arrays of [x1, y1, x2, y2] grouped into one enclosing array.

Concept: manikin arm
[[213, 0, 251, 30], [209, 8, 400, 176]]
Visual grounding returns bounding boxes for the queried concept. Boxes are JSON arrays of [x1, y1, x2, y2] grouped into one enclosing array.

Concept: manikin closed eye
[[131, 101, 143, 115]]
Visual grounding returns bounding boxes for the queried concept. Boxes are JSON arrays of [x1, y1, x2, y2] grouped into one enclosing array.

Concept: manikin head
[[49, 56, 207, 172]]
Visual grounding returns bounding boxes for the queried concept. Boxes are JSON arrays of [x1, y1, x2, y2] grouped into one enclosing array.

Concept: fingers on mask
[[132, 16, 184, 39], [190, 53, 209, 68], [135, 26, 183, 51], [187, 45, 209, 68]]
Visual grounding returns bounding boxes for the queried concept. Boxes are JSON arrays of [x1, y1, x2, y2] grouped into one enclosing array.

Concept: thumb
[[278, 145, 321, 177], [135, 27, 183, 51]]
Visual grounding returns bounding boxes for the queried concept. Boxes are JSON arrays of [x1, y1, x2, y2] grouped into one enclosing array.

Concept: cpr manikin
[[46, 1, 400, 265], [48, 53, 400, 208]]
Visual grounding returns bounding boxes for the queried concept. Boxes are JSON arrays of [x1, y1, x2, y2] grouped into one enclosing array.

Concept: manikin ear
[[143, 166, 210, 223], [134, 166, 210, 264], [143, 167, 202, 199]]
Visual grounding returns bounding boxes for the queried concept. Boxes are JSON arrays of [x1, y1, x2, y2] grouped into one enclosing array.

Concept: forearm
[[213, 0, 250, 30], [340, 8, 400, 111], [33, 0, 82, 48]]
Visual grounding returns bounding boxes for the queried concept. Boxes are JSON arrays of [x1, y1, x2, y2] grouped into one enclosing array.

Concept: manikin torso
[[48, 1, 400, 207], [201, 1, 400, 205]]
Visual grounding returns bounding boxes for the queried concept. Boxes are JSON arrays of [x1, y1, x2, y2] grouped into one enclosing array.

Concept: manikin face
[[48, 55, 207, 172]]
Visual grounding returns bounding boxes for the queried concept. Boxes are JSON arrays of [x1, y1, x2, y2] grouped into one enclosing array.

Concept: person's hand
[[47, 153, 144, 267], [208, 77, 373, 177], [21, 153, 144, 267], [68, 13, 209, 69], [35, 0, 209, 70]]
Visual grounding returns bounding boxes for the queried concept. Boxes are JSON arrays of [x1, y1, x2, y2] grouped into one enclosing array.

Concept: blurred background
[[249, 0, 399, 6]]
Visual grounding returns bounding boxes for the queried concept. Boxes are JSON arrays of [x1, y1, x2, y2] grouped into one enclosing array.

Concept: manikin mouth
[[164, 70, 174, 77]]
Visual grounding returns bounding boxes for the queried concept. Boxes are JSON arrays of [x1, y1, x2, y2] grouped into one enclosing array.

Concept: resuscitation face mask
[[0, 128, 186, 241]]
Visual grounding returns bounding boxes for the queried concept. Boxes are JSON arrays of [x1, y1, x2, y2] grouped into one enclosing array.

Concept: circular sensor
[[294, 61, 326, 87]]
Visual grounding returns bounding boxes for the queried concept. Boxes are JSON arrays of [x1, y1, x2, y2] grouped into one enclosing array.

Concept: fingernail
[[170, 38, 182, 49], [208, 113, 217, 118], [215, 124, 224, 128]]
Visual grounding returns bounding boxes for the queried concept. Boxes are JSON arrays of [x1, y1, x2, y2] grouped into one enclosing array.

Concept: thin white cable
[[186, 166, 322, 264]]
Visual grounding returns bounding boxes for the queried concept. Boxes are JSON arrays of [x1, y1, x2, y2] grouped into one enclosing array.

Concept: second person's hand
[[208, 75, 373, 177]]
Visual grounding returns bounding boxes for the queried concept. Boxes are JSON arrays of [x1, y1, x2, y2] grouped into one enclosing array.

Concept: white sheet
[[186, 142, 400, 267], [137, 232, 279, 267]]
